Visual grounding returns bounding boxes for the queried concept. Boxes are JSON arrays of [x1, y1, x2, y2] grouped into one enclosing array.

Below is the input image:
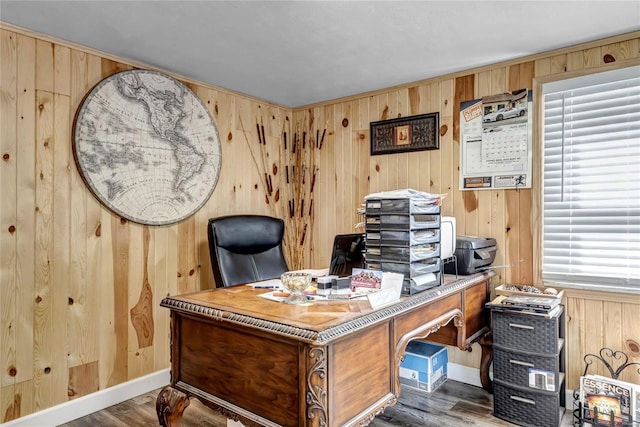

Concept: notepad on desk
[[257, 291, 289, 302]]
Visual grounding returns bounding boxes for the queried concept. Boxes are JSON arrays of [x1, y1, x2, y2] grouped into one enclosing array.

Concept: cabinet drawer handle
[[510, 395, 536, 405], [509, 359, 535, 367], [508, 322, 534, 330]]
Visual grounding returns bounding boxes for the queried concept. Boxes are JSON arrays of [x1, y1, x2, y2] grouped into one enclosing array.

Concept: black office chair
[[207, 215, 289, 288]]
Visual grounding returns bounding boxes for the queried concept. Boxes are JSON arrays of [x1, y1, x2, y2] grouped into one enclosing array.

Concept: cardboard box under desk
[[399, 341, 448, 393]]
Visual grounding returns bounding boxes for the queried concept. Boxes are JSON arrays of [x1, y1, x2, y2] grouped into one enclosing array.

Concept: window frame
[[533, 59, 640, 295]]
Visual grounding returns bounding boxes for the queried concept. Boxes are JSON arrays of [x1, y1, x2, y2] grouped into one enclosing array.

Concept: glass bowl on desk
[[280, 271, 312, 304]]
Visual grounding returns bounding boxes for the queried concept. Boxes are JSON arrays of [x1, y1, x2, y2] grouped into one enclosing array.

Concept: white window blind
[[542, 66, 640, 293]]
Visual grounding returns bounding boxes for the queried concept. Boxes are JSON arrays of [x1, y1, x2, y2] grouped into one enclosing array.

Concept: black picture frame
[[370, 112, 439, 155]]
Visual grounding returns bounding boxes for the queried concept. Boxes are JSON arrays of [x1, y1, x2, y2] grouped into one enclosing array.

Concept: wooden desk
[[156, 272, 494, 427]]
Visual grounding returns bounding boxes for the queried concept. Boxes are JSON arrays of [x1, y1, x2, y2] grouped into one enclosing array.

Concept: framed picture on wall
[[370, 112, 439, 155]]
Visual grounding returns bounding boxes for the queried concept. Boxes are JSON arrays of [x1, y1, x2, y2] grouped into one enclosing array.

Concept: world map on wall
[[73, 70, 221, 226]]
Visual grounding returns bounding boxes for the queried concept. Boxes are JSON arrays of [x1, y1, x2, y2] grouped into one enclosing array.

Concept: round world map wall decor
[[73, 69, 221, 226]]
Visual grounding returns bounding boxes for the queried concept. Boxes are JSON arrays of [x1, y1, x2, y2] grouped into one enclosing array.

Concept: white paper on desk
[[247, 279, 282, 289], [367, 272, 404, 309]]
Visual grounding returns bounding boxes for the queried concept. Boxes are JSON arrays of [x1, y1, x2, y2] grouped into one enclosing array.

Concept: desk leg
[[479, 332, 493, 393], [156, 385, 190, 427]]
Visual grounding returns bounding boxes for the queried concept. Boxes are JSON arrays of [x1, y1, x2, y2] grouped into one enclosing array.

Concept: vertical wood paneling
[[565, 294, 640, 389], [565, 297, 585, 389], [68, 49, 89, 369], [165, 223, 179, 296], [208, 91, 236, 224], [319, 104, 336, 265], [126, 223, 144, 354], [374, 92, 390, 191], [249, 101, 264, 214], [51, 93, 70, 405], [1, 30, 18, 397], [620, 304, 640, 384], [515, 61, 534, 285], [355, 98, 370, 231], [490, 190, 506, 284], [67, 362, 98, 400], [236, 98, 253, 211], [83, 53, 103, 365], [602, 39, 639, 62], [95, 49, 116, 389], [584, 300, 606, 378], [427, 83, 441, 197], [151, 226, 169, 371], [368, 96, 381, 193], [35, 40, 53, 92], [34, 89, 54, 410], [477, 70, 502, 279], [177, 218, 196, 294], [128, 229, 154, 379], [503, 63, 524, 284], [406, 87, 421, 192], [98, 206, 116, 389], [193, 86, 218, 290], [53, 45, 70, 96], [566, 46, 602, 71], [439, 80, 454, 214], [396, 90, 409, 190], [549, 54, 568, 74], [1, 380, 34, 423], [128, 346, 153, 382], [15, 33, 36, 390], [331, 102, 344, 228], [452, 74, 474, 236], [108, 215, 129, 388], [603, 301, 623, 354], [342, 101, 353, 232]]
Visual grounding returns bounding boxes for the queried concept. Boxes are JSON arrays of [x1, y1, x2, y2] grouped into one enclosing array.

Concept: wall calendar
[[459, 89, 533, 190]]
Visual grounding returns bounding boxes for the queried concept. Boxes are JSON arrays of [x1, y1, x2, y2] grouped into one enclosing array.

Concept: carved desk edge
[[160, 271, 495, 346]]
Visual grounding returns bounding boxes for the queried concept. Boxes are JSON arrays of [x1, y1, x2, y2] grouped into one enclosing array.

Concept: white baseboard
[[447, 362, 489, 388], [0, 369, 170, 427]]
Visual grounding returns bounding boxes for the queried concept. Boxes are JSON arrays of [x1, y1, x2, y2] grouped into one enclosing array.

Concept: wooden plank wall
[[0, 24, 290, 422], [1, 22, 639, 422], [291, 32, 640, 390]]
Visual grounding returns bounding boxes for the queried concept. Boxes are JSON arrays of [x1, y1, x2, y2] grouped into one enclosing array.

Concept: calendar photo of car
[[482, 105, 527, 123]]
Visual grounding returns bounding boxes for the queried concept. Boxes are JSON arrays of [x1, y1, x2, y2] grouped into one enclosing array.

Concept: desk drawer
[[493, 348, 562, 391], [493, 381, 563, 427], [492, 311, 560, 354]]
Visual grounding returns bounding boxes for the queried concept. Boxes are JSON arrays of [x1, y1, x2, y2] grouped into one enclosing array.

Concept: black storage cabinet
[[491, 305, 566, 427]]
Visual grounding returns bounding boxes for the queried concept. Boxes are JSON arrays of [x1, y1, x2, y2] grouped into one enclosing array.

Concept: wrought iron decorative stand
[[573, 347, 640, 426]]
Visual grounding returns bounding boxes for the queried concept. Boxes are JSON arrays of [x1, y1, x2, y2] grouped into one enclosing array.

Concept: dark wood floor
[[58, 380, 573, 426]]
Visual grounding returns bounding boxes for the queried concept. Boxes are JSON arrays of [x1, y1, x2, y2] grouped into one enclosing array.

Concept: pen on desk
[[253, 285, 280, 289]]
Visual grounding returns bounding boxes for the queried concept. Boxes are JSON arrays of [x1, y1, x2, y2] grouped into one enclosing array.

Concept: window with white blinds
[[542, 65, 640, 294]]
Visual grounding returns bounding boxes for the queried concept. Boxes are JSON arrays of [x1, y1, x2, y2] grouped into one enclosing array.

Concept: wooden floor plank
[[58, 380, 573, 426]]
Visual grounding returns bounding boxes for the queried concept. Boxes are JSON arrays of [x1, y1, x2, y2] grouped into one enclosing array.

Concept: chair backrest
[[207, 215, 289, 287]]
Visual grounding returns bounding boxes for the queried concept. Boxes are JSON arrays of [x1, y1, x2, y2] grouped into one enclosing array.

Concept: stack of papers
[[364, 188, 445, 202]]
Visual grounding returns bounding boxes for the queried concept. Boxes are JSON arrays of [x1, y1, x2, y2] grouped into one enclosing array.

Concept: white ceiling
[[1, 1, 639, 107]]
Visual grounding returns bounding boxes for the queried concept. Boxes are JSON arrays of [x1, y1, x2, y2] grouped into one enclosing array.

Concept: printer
[[444, 235, 497, 275]]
